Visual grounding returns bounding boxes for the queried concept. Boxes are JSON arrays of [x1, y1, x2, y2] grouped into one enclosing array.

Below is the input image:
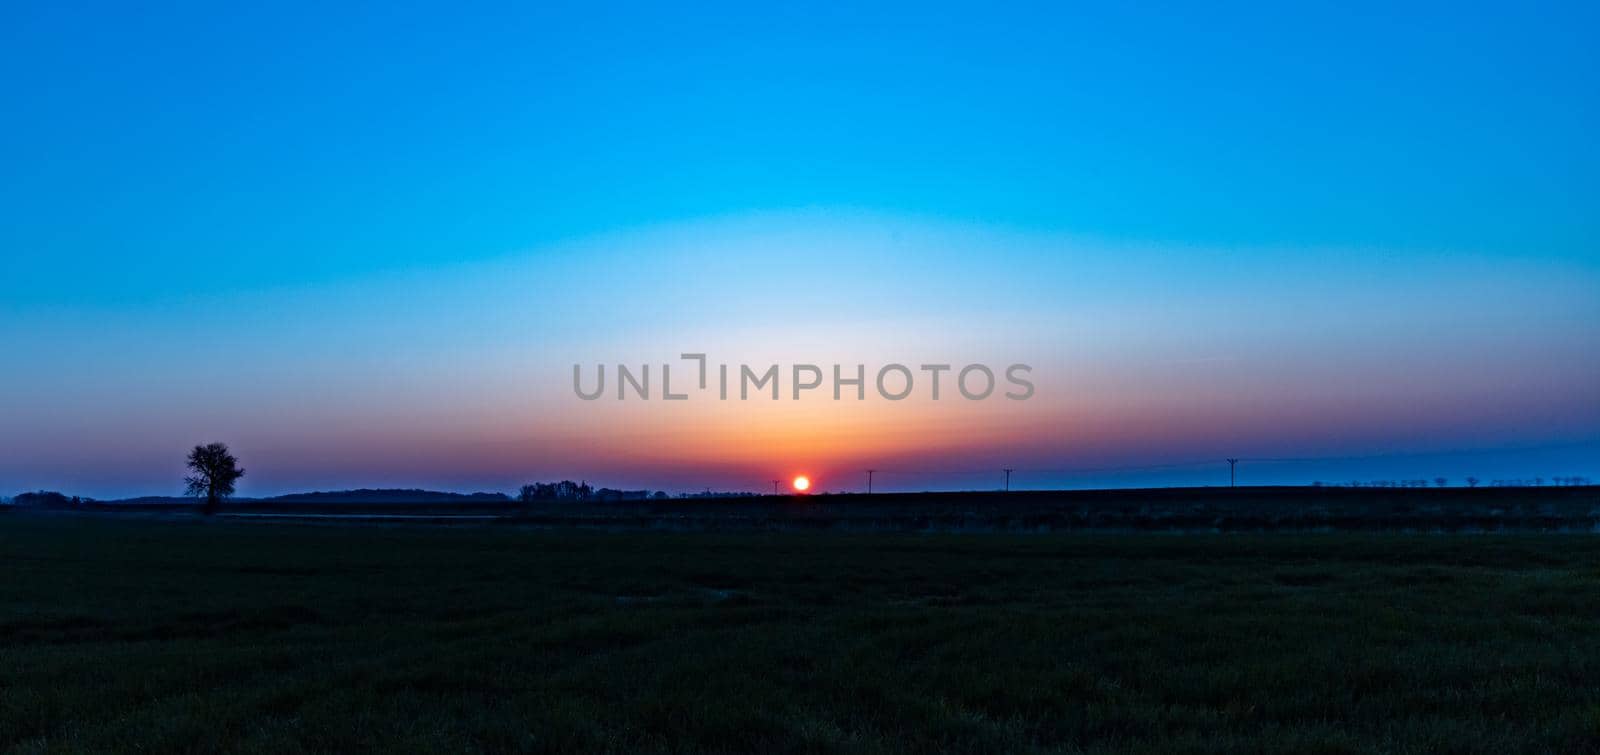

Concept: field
[[4, 513, 1600, 753]]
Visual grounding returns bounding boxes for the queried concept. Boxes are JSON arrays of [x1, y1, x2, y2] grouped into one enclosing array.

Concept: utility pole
[[771, 480, 780, 496], [865, 469, 876, 494], [1227, 458, 1239, 488], [1003, 468, 1014, 492]]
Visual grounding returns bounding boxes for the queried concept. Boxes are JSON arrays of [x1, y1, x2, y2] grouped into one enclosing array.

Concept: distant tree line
[[8, 491, 94, 507], [10, 444, 1595, 513], [517, 481, 670, 503]]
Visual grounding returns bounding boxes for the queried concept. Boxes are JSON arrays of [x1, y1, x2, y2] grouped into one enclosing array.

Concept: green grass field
[[4, 514, 1599, 753]]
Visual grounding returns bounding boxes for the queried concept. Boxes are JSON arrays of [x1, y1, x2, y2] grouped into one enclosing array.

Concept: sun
[[792, 475, 811, 492]]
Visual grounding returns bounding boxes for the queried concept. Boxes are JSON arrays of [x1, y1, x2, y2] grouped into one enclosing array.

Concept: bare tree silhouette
[[1465, 476, 1480, 488], [185, 443, 244, 515], [1434, 477, 1448, 488]]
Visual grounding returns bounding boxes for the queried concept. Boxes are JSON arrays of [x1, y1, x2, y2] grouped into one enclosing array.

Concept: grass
[[3, 514, 1599, 753]]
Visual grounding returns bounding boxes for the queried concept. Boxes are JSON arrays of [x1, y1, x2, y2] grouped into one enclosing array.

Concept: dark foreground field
[[4, 515, 1599, 753]]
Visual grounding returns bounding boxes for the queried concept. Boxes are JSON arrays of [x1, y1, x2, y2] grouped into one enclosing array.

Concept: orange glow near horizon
[[792, 475, 810, 492]]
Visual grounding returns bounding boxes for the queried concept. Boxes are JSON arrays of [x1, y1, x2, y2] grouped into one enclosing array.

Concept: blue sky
[[2, 2, 1597, 496]]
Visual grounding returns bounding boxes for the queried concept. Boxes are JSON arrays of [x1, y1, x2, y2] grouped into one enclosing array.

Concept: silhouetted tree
[[185, 443, 244, 515], [518, 484, 538, 504], [1465, 476, 1479, 488], [1434, 477, 1448, 488]]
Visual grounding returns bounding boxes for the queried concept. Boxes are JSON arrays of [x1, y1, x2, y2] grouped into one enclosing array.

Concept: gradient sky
[[2, 2, 1597, 498]]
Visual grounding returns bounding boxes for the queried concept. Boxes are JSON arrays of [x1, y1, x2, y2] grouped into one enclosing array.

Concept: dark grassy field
[[4, 514, 1600, 753]]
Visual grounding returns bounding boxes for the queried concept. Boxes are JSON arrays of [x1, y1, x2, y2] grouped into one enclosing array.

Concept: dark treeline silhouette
[[518, 481, 669, 503], [5, 444, 1595, 513], [10, 491, 89, 507]]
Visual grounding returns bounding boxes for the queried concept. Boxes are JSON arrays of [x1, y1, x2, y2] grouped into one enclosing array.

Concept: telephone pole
[[865, 469, 876, 494], [1003, 468, 1014, 492], [1227, 459, 1239, 488], [772, 479, 780, 496]]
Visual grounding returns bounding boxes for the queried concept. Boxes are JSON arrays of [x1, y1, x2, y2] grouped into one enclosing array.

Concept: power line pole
[[1227, 458, 1239, 488], [1003, 468, 1014, 492], [865, 469, 876, 494], [771, 479, 780, 496]]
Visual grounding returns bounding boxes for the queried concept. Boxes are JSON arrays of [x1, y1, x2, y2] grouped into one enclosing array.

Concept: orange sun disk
[[792, 476, 811, 492]]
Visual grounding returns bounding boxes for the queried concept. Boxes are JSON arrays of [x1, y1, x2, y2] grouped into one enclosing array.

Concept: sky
[[2, 1, 1597, 498]]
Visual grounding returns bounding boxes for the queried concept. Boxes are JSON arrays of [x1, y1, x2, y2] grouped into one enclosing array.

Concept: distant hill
[[99, 489, 512, 506], [268, 489, 511, 504]]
